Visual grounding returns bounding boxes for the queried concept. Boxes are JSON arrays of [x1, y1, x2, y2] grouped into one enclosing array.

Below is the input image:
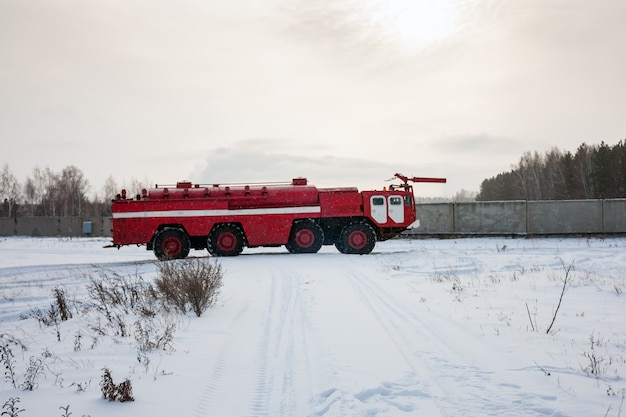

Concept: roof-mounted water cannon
[[390, 173, 447, 191]]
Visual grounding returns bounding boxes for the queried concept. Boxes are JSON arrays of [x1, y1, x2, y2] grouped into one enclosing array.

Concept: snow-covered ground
[[0, 236, 625, 417]]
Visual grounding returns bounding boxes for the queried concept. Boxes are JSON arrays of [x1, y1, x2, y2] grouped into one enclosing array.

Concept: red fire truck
[[110, 173, 445, 259]]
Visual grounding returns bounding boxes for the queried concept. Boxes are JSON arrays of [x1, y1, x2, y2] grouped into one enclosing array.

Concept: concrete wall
[[527, 200, 602, 234], [415, 203, 454, 233], [603, 199, 626, 233], [0, 217, 111, 237], [0, 199, 624, 237], [411, 198, 626, 236], [454, 201, 526, 234]]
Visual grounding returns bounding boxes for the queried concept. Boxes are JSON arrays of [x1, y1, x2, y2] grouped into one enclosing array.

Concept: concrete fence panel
[[0, 218, 16, 235], [1, 217, 112, 237], [15, 217, 61, 236], [603, 199, 626, 233], [454, 201, 526, 234], [527, 200, 603, 234], [414, 203, 454, 233]]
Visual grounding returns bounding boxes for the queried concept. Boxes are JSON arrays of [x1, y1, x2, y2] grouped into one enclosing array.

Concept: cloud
[[190, 143, 451, 196], [194, 147, 388, 185], [433, 134, 522, 155], [2, 0, 625, 199]]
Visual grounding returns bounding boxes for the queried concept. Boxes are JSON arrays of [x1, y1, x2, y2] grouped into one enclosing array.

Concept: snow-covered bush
[[155, 258, 223, 317]]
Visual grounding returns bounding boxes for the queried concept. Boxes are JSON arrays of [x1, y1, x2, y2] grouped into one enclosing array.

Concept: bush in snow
[[155, 258, 223, 317], [1, 397, 24, 417], [1, 343, 17, 388], [100, 367, 134, 403], [87, 270, 160, 319]]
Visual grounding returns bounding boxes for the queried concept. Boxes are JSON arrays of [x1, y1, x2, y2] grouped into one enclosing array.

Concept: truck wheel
[[207, 223, 245, 256], [153, 228, 191, 260], [286, 220, 324, 254], [336, 222, 376, 254]]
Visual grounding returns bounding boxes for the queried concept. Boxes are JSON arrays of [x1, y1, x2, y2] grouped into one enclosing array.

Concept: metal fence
[[0, 199, 625, 238]]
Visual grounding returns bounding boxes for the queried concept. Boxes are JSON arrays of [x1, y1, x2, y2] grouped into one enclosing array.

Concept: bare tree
[[56, 166, 90, 216], [24, 177, 37, 215], [102, 175, 118, 201], [122, 176, 153, 198], [0, 164, 21, 217], [542, 147, 566, 199], [514, 151, 543, 200], [453, 189, 478, 202], [28, 166, 59, 216]]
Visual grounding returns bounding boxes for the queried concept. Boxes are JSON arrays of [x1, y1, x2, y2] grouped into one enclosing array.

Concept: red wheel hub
[[162, 237, 182, 256], [348, 230, 367, 250], [217, 232, 236, 251], [295, 229, 315, 248]]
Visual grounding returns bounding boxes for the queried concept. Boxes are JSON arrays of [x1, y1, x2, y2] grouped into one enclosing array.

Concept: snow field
[[0, 236, 625, 416]]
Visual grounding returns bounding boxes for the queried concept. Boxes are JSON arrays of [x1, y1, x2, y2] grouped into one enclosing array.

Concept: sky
[[1, 0, 625, 198]]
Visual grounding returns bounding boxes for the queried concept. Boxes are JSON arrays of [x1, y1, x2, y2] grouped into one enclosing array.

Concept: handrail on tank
[[154, 178, 308, 189]]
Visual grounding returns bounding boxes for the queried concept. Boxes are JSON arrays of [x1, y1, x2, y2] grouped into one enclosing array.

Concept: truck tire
[[153, 228, 191, 260], [286, 220, 324, 254], [207, 223, 245, 257], [336, 222, 376, 255]]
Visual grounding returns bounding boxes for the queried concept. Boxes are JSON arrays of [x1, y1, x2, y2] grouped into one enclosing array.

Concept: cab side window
[[372, 197, 385, 206]]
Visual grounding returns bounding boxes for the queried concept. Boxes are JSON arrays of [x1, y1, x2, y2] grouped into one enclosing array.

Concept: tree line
[[477, 140, 626, 201], [0, 164, 151, 218], [2, 141, 624, 217]]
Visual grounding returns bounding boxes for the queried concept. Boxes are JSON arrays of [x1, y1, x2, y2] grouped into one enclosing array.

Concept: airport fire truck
[[110, 173, 446, 259]]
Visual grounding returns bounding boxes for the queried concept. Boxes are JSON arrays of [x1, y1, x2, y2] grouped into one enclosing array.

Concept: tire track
[[192, 304, 251, 417], [345, 263, 563, 417], [0, 260, 157, 322], [192, 260, 314, 417], [343, 265, 453, 417], [249, 264, 313, 417], [248, 271, 278, 417]]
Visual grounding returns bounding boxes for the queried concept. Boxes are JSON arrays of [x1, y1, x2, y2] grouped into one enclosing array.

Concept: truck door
[[388, 196, 405, 223], [369, 195, 405, 224], [370, 196, 387, 224]]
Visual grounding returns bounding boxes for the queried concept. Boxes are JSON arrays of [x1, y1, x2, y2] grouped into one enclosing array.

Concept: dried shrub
[[155, 258, 223, 317], [100, 367, 134, 403], [116, 379, 135, 402], [28, 287, 75, 342], [1, 397, 25, 417], [1, 343, 17, 388], [87, 270, 159, 318], [86, 270, 162, 339], [52, 287, 72, 321], [100, 368, 116, 401], [21, 355, 45, 391], [134, 318, 176, 353]]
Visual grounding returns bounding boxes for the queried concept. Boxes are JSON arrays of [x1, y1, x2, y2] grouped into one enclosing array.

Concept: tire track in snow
[[303, 257, 449, 417], [194, 349, 228, 416], [345, 262, 563, 417], [0, 261, 156, 296], [247, 271, 278, 417], [0, 260, 156, 322], [343, 264, 453, 417], [192, 304, 251, 417], [249, 264, 313, 417], [192, 259, 314, 417]]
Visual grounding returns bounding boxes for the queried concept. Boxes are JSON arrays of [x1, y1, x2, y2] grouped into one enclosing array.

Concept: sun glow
[[365, 0, 466, 50]]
